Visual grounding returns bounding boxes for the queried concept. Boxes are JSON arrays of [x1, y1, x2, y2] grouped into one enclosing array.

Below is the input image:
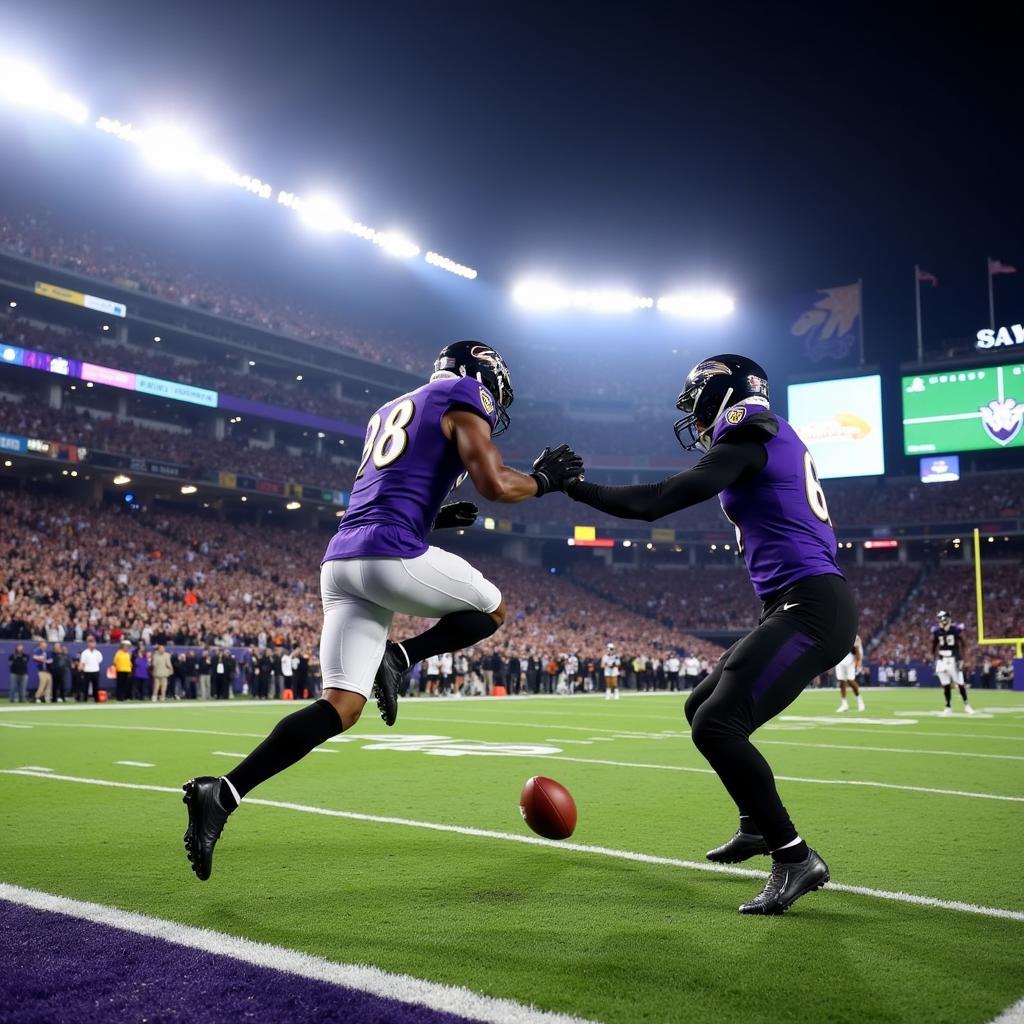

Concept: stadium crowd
[[0, 494, 720, 700], [0, 396, 355, 490], [0, 211, 431, 373], [0, 310, 376, 424]]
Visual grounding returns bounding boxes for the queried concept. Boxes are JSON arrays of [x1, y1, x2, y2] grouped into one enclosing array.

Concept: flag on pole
[[988, 258, 1017, 275], [916, 268, 938, 287]]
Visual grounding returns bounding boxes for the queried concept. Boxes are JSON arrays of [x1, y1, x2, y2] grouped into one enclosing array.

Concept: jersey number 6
[[355, 399, 416, 480], [803, 450, 831, 523]]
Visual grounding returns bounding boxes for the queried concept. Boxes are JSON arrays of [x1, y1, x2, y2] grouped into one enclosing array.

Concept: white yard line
[[756, 740, 1024, 762], [537, 755, 1024, 803], [990, 996, 1024, 1023], [114, 761, 155, 768], [0, 882, 595, 1024], [2, 769, 1022, 924]]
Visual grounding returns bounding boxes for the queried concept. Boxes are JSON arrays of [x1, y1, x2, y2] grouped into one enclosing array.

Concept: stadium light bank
[[513, 278, 735, 318], [0, 57, 475, 280]]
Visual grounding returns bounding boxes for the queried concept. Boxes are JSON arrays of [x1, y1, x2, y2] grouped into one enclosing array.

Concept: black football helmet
[[937, 610, 951, 629], [674, 354, 770, 451], [433, 340, 514, 436]]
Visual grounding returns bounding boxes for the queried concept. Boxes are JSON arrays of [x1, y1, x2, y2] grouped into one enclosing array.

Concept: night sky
[[2, 1, 1024, 369]]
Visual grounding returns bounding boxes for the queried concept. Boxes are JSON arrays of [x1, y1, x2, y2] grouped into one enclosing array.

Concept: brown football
[[520, 775, 577, 840]]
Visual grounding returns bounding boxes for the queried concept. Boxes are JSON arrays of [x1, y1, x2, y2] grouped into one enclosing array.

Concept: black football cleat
[[738, 848, 830, 915], [706, 829, 770, 863], [372, 642, 405, 727], [182, 777, 231, 881]]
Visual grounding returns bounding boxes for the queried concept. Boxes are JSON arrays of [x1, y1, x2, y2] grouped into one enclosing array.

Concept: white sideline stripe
[[0, 883, 595, 1024], [2, 769, 1023, 924], [0, 722, 33, 728], [115, 761, 155, 768], [544, 739, 595, 745], [757, 739, 1024, 762], [17, 765, 52, 772], [990, 996, 1024, 1023], [537, 756, 1024, 803]]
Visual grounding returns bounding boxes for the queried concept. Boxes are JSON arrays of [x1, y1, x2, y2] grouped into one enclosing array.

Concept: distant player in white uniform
[[564, 653, 579, 693], [602, 643, 621, 700], [835, 635, 865, 712], [932, 610, 974, 715]]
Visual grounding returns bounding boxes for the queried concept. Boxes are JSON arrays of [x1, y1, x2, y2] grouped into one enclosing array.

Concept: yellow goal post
[[973, 528, 1024, 658]]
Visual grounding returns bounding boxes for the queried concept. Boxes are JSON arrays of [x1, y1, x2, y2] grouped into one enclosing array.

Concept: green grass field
[[3, 688, 1024, 1023]]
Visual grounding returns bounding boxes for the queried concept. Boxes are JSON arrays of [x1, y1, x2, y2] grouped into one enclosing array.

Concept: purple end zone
[[0, 902, 472, 1024]]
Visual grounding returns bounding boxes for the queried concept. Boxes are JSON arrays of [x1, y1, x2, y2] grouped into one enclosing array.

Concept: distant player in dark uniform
[[932, 611, 974, 715], [568, 354, 858, 915], [181, 341, 583, 880]]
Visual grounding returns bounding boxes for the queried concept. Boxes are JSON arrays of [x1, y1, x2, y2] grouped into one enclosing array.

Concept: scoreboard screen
[[902, 363, 1024, 454], [787, 374, 885, 479]]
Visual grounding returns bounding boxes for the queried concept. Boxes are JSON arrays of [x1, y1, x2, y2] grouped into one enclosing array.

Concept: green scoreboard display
[[902, 362, 1024, 454]]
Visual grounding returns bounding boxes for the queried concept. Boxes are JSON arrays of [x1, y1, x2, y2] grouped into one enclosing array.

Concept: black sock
[[943, 684, 952, 708], [738, 815, 762, 836], [958, 684, 969, 703], [398, 610, 499, 667], [772, 839, 809, 864], [223, 699, 343, 805]]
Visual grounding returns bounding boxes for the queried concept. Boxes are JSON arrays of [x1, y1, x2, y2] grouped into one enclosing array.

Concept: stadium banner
[[136, 373, 218, 408], [26, 437, 88, 462], [902, 362, 1024, 453], [81, 361, 136, 390], [1, 342, 83, 378], [218, 470, 237, 489], [651, 527, 676, 542], [217, 392, 364, 439], [786, 375, 885, 479], [920, 455, 960, 483], [975, 322, 1024, 350], [88, 450, 184, 478], [788, 282, 862, 363], [0, 432, 28, 454], [35, 280, 127, 318], [0, 432, 87, 461], [0, 342, 25, 365], [294, 484, 342, 504]]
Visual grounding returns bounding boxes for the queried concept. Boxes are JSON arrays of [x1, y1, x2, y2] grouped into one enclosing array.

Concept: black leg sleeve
[[226, 699, 343, 801], [398, 611, 499, 667], [688, 575, 858, 850]]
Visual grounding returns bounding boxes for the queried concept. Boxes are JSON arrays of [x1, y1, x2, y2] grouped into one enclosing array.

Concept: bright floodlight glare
[[374, 231, 421, 260], [513, 279, 653, 313], [0, 57, 88, 124], [513, 279, 570, 310], [657, 290, 735, 319], [297, 194, 350, 232], [138, 124, 202, 174], [425, 251, 477, 279]]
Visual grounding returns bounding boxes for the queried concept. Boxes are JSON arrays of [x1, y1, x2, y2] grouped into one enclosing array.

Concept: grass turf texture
[[3, 688, 1023, 1024]]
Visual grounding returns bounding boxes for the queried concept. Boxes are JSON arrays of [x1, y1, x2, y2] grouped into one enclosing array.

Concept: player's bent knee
[[322, 688, 366, 730], [683, 689, 703, 725]]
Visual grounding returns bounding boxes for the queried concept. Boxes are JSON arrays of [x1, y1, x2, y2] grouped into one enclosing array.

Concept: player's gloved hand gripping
[[432, 501, 479, 530], [531, 444, 585, 496]]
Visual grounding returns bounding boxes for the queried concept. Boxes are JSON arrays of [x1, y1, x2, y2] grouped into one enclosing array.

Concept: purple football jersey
[[712, 400, 841, 599], [323, 375, 497, 561]]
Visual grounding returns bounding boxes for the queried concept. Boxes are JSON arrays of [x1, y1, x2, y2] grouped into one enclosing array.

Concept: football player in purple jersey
[[932, 610, 974, 715], [567, 354, 858, 915], [182, 341, 583, 880]]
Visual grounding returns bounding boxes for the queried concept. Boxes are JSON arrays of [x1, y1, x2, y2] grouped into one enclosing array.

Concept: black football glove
[[433, 501, 479, 530], [531, 443, 584, 497]]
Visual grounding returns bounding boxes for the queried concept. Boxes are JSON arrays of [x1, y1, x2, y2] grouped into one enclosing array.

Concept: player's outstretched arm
[[446, 410, 581, 503], [568, 439, 766, 522]]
